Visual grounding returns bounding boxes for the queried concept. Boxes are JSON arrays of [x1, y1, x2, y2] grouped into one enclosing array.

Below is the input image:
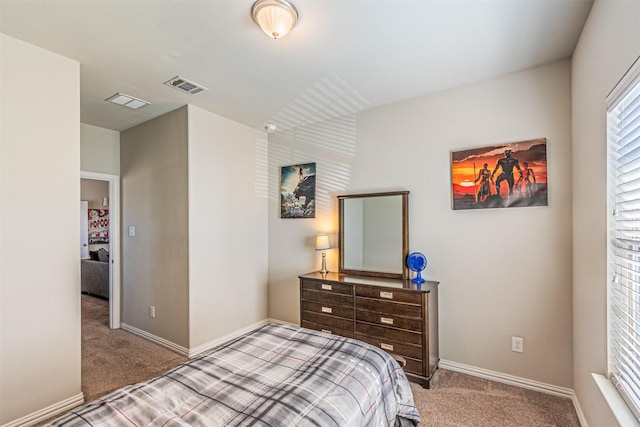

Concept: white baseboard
[[572, 389, 589, 427], [188, 319, 299, 357], [121, 319, 294, 359], [188, 319, 271, 357], [266, 318, 296, 326], [439, 359, 574, 398], [1, 393, 84, 427], [120, 323, 189, 357]]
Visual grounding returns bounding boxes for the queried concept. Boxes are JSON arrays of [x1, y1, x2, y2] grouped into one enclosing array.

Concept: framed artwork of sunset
[[451, 138, 548, 210]]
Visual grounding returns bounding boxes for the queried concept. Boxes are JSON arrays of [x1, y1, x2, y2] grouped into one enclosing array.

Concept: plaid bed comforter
[[47, 323, 420, 426]]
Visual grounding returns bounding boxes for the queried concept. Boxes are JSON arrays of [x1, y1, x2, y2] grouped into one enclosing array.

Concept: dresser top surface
[[299, 271, 438, 292]]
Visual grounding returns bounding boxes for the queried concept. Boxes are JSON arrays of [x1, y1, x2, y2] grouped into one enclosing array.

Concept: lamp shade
[[315, 234, 331, 251], [252, 0, 299, 39]]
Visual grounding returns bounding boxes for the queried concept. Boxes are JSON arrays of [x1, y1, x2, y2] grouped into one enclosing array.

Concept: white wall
[[187, 105, 269, 347], [572, 1, 640, 425], [268, 60, 573, 388], [0, 34, 81, 423], [81, 179, 109, 210], [120, 107, 189, 348], [119, 104, 269, 351], [81, 123, 120, 175]]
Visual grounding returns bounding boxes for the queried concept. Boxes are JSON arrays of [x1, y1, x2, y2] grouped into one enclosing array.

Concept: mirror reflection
[[339, 191, 408, 279]]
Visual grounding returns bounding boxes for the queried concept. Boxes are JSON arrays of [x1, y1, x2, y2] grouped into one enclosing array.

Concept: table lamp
[[315, 234, 331, 274]]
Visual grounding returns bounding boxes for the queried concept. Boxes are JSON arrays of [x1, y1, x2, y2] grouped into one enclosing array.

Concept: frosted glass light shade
[[252, 0, 299, 39]]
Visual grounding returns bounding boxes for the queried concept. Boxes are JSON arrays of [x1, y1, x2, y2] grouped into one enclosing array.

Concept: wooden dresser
[[299, 271, 439, 388]]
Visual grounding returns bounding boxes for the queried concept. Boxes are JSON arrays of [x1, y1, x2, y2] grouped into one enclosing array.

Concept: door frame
[[81, 171, 121, 329], [80, 200, 89, 259]]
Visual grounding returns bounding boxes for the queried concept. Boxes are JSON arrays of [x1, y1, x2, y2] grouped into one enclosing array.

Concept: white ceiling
[[0, 0, 593, 133]]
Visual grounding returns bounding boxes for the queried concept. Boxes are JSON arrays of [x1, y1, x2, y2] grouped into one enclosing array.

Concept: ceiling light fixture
[[251, 0, 299, 39], [105, 93, 150, 110]]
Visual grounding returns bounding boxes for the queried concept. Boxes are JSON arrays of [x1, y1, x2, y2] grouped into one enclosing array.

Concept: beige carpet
[[412, 369, 581, 426], [41, 296, 580, 426], [80, 294, 186, 403]]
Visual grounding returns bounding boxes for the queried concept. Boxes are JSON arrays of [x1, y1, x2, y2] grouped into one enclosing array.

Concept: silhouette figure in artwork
[[519, 162, 537, 198], [475, 163, 492, 203], [293, 175, 316, 209], [491, 149, 523, 198]]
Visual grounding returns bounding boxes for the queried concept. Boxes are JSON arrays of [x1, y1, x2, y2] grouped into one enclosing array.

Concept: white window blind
[[608, 57, 640, 422]]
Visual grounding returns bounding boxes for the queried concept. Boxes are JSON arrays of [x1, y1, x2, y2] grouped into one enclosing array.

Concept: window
[[608, 57, 640, 421]]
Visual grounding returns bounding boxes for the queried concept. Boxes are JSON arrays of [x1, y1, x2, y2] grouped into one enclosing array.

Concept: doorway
[[80, 172, 121, 329]]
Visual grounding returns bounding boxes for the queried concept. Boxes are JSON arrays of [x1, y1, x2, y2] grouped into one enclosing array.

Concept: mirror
[[338, 191, 409, 279]]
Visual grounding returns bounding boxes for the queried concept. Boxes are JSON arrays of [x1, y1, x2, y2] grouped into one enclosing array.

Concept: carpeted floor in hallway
[[80, 294, 186, 403]]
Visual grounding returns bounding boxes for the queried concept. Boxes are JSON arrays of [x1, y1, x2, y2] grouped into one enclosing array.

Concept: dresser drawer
[[302, 289, 353, 306], [302, 301, 353, 319], [403, 357, 425, 375], [301, 279, 352, 295], [303, 311, 353, 331], [356, 308, 422, 331], [356, 297, 422, 319], [356, 332, 423, 360], [356, 321, 422, 345], [356, 285, 422, 304], [382, 353, 424, 376], [302, 321, 354, 339]]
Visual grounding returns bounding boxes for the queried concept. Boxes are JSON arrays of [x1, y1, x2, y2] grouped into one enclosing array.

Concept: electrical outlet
[[149, 306, 155, 318], [512, 336, 524, 353]]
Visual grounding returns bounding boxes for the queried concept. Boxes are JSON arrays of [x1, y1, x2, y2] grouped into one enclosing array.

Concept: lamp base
[[320, 251, 328, 274]]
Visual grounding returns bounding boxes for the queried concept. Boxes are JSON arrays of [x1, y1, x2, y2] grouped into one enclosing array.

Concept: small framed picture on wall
[[280, 162, 316, 218]]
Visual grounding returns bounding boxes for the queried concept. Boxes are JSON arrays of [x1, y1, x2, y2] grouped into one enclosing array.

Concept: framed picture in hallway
[[280, 163, 316, 218], [451, 138, 548, 210], [88, 208, 109, 243]]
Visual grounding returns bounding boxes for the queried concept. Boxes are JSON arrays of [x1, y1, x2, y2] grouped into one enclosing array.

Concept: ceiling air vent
[[105, 93, 150, 109], [164, 76, 209, 95]]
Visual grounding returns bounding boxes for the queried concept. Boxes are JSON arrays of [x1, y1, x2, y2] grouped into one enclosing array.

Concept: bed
[[47, 323, 420, 426]]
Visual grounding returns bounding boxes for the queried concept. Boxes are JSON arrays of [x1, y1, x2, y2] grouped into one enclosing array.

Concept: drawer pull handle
[[321, 284, 333, 291], [380, 317, 394, 325], [380, 291, 394, 299], [322, 329, 332, 334], [321, 306, 333, 314], [381, 343, 394, 351]]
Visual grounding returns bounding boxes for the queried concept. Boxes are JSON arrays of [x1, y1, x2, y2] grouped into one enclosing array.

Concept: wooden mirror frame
[[338, 191, 409, 279]]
